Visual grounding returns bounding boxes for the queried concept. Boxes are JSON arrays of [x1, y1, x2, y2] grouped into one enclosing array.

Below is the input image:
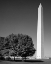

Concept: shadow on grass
[[0, 57, 5, 62], [0, 57, 44, 63], [0, 60, 3, 62], [24, 60, 44, 62], [8, 59, 44, 63]]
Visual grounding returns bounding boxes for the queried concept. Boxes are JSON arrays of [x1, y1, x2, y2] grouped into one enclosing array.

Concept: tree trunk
[[25, 57, 26, 60], [22, 57, 24, 62], [14, 56, 15, 61], [22, 57, 26, 62]]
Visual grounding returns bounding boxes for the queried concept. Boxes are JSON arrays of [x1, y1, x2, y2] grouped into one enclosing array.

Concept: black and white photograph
[[0, 0, 51, 64]]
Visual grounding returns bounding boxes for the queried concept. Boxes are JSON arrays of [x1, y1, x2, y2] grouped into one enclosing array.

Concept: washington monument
[[37, 3, 44, 59]]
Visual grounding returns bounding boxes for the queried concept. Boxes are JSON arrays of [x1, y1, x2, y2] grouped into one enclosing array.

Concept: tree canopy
[[0, 33, 36, 58]]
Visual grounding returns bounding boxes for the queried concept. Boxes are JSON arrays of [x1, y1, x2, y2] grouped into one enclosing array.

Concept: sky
[[0, 0, 51, 58]]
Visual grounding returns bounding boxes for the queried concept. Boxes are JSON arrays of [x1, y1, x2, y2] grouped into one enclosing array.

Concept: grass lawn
[[0, 59, 51, 64]]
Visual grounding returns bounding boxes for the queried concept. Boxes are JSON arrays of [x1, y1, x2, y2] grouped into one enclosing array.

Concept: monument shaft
[[37, 3, 44, 59]]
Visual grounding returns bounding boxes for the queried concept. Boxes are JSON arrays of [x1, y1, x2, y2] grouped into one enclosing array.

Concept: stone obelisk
[[37, 3, 44, 59]]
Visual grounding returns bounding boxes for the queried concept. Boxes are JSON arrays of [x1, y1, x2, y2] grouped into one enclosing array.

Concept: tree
[[2, 33, 18, 60], [0, 37, 5, 50], [16, 34, 36, 61], [0, 33, 36, 61], [0, 37, 6, 58]]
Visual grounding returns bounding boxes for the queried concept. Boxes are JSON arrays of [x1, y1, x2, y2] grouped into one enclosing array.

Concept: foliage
[[0, 33, 36, 60], [17, 34, 36, 58], [0, 37, 5, 50]]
